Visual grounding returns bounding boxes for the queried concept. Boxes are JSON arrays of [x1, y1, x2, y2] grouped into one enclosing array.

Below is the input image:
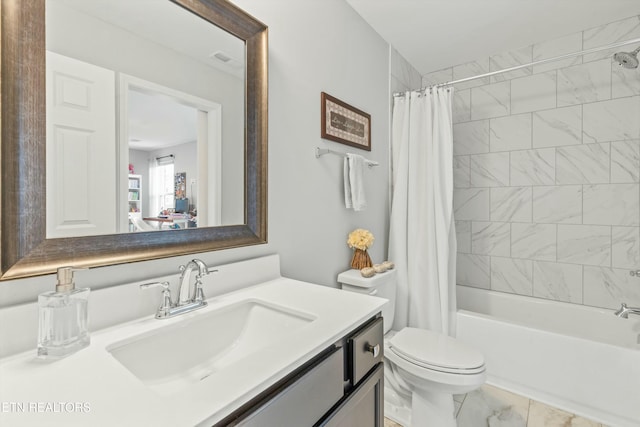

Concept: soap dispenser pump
[[37, 267, 90, 359]]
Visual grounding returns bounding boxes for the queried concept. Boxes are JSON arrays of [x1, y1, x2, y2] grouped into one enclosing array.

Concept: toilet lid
[[389, 328, 485, 373]]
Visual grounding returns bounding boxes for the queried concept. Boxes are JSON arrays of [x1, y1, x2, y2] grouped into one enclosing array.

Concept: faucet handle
[[204, 268, 219, 276], [193, 269, 218, 303], [140, 281, 170, 291], [194, 268, 218, 287], [614, 302, 628, 318], [140, 281, 173, 318]]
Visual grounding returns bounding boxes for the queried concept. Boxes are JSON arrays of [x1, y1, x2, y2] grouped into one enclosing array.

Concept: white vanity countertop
[[0, 277, 386, 426]]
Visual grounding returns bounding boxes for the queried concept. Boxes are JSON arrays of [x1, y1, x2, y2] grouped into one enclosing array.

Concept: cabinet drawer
[[237, 347, 344, 427], [318, 363, 384, 427], [348, 317, 383, 385]]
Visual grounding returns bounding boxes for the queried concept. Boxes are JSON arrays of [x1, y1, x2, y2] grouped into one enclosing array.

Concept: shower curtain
[[389, 87, 457, 336]]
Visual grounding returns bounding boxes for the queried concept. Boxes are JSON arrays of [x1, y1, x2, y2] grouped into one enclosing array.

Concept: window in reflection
[[152, 156, 175, 218]]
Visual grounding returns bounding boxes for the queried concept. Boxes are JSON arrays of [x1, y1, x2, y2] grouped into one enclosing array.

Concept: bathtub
[[456, 285, 640, 427]]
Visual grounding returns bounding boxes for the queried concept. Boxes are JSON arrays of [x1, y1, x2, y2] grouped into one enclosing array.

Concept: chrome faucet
[[141, 259, 216, 319], [614, 303, 640, 319], [177, 259, 210, 305]]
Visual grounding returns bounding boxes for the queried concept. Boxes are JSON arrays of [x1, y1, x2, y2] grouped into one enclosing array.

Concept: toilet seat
[[389, 328, 485, 375]]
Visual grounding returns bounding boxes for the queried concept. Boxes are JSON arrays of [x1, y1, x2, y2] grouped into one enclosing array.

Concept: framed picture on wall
[[175, 172, 186, 199], [321, 92, 371, 151]]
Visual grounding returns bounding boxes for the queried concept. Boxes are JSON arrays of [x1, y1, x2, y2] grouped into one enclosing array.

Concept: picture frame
[[321, 92, 371, 151], [174, 172, 186, 199]]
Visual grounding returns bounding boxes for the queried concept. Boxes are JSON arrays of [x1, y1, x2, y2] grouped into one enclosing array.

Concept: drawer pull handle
[[366, 343, 380, 358]]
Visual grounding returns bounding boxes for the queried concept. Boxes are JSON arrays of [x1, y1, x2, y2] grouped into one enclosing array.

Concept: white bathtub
[[456, 285, 640, 427]]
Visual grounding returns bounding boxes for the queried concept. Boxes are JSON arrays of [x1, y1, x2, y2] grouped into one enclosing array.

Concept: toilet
[[338, 268, 485, 427]]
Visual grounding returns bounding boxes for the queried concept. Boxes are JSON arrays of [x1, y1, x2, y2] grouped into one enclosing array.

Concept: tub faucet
[[614, 303, 640, 319]]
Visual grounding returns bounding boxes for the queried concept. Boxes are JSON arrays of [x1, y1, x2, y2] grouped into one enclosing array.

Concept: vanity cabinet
[[320, 364, 384, 427], [218, 315, 384, 427]]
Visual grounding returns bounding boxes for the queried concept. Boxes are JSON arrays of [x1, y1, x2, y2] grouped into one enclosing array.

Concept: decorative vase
[[351, 249, 373, 269]]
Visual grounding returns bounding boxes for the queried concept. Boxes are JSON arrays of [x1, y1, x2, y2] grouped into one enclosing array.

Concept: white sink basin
[[107, 299, 316, 395]]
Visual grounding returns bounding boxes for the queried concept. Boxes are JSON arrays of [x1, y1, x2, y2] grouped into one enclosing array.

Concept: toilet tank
[[338, 269, 396, 334]]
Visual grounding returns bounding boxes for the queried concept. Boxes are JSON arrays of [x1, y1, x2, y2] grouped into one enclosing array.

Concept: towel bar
[[315, 147, 378, 167]]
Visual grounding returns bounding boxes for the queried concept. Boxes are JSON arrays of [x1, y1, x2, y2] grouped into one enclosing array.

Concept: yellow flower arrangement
[[347, 229, 375, 251]]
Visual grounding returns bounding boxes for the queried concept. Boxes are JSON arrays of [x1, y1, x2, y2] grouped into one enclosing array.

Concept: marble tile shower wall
[[390, 46, 422, 96], [422, 15, 640, 309]]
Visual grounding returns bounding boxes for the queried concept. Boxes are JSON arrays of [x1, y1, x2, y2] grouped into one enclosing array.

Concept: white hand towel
[[344, 157, 353, 209], [344, 153, 367, 211]]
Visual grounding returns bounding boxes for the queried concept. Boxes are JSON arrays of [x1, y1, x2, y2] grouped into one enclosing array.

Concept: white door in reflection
[[46, 51, 117, 238]]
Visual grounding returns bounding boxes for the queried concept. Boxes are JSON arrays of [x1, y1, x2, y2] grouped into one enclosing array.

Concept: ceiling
[[50, 0, 245, 78], [346, 0, 640, 75], [128, 90, 197, 151]]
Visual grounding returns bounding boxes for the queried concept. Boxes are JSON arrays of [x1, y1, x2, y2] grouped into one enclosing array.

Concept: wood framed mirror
[[0, 0, 268, 280]]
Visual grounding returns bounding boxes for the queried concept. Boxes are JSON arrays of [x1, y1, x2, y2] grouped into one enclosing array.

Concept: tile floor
[[383, 384, 607, 427]]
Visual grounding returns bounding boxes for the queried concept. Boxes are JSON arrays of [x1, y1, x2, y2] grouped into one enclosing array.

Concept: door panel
[[46, 51, 116, 237]]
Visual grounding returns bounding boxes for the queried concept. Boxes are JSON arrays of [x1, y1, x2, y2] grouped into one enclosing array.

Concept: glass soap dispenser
[[37, 267, 90, 359]]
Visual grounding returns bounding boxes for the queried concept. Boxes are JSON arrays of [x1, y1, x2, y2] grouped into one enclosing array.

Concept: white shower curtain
[[389, 87, 457, 336]]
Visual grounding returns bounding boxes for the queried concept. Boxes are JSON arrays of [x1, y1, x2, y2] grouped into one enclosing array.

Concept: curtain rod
[[393, 37, 640, 97]]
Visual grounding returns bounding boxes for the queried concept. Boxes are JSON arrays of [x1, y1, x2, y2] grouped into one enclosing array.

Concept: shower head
[[613, 46, 640, 69]]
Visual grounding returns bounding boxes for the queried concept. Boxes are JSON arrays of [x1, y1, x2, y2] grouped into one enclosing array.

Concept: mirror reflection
[[127, 85, 200, 233], [45, 0, 245, 238]]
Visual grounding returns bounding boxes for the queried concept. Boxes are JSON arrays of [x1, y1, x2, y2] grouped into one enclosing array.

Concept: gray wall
[[0, 0, 390, 307], [234, 0, 391, 284], [423, 15, 640, 310]]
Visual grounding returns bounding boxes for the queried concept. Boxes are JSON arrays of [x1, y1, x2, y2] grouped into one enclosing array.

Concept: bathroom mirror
[[0, 0, 268, 280], [45, 0, 246, 237]]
